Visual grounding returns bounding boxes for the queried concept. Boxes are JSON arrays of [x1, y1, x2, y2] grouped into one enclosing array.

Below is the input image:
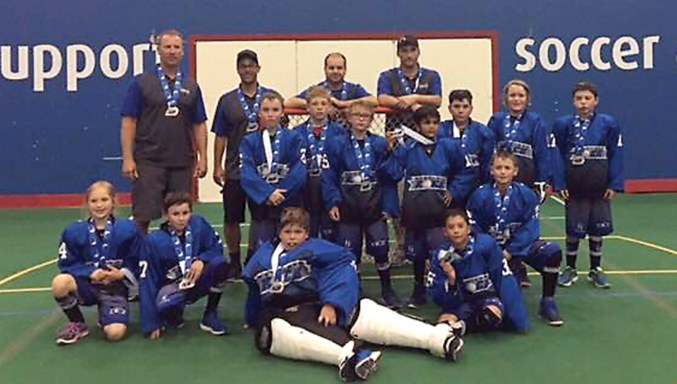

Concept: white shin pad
[[269, 318, 354, 366], [349, 298, 452, 358]]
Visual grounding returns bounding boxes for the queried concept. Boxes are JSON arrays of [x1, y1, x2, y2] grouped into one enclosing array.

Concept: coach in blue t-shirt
[[120, 29, 208, 233], [286, 52, 377, 121], [377, 35, 442, 131]]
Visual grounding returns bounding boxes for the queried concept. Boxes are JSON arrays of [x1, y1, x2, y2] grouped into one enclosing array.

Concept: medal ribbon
[[238, 87, 264, 124], [350, 133, 373, 182], [169, 226, 193, 276], [156, 65, 183, 108], [397, 68, 423, 95], [492, 183, 514, 234], [88, 217, 113, 269]]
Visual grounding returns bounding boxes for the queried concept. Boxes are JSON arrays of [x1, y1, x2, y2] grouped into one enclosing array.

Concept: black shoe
[[406, 285, 427, 309], [381, 288, 403, 310]]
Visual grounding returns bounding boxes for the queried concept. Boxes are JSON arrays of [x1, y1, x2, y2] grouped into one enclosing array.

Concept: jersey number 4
[[58, 242, 68, 260]]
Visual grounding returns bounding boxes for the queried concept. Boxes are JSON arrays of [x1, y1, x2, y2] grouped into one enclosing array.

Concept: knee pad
[[156, 283, 186, 315], [266, 318, 350, 366], [367, 239, 388, 264], [541, 241, 563, 269]]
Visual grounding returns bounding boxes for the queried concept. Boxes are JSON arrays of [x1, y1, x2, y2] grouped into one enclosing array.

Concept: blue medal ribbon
[[502, 113, 522, 148], [156, 65, 183, 108], [306, 122, 326, 170], [238, 87, 264, 124], [350, 133, 373, 182], [571, 114, 591, 156], [492, 183, 514, 235], [397, 68, 423, 95], [270, 127, 282, 175], [322, 81, 348, 101], [169, 226, 193, 277], [88, 217, 113, 269]]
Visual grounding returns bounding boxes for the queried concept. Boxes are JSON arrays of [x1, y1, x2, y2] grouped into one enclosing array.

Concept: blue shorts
[[405, 227, 446, 262], [336, 219, 389, 264], [566, 196, 613, 238], [75, 277, 129, 326], [519, 241, 562, 273]]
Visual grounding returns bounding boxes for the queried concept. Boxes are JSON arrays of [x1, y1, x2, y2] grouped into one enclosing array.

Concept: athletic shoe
[[588, 267, 611, 289], [442, 333, 464, 362], [381, 287, 403, 310], [354, 349, 382, 380], [406, 284, 427, 309], [339, 342, 358, 382], [200, 312, 229, 336], [558, 266, 578, 287], [538, 297, 564, 326], [56, 322, 89, 345]]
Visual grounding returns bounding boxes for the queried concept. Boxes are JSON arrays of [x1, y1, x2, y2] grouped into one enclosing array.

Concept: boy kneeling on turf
[[139, 192, 231, 339], [466, 150, 564, 326], [243, 207, 464, 382]]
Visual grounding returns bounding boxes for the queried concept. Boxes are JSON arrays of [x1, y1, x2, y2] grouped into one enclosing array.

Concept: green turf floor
[[1, 194, 677, 383]]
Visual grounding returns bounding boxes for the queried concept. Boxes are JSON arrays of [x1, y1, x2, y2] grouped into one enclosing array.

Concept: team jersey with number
[[138, 214, 225, 333], [242, 238, 359, 327], [58, 217, 142, 282], [428, 234, 529, 332]]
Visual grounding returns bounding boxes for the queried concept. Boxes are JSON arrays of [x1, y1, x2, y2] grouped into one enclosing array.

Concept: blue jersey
[[551, 113, 624, 197], [239, 127, 307, 219], [382, 137, 475, 229], [467, 182, 541, 259], [322, 132, 396, 224], [242, 238, 359, 327], [428, 234, 529, 332], [293, 121, 346, 214], [297, 81, 370, 101], [57, 217, 142, 283], [139, 214, 225, 334], [439, 119, 496, 185], [487, 111, 551, 186]]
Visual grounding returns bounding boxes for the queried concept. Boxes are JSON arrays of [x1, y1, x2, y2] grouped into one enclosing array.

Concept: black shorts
[[132, 163, 193, 222], [565, 197, 613, 238], [258, 303, 351, 347], [222, 178, 247, 224]]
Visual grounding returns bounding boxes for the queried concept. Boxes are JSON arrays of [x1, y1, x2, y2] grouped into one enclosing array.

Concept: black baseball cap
[[237, 49, 259, 65], [397, 35, 419, 50]]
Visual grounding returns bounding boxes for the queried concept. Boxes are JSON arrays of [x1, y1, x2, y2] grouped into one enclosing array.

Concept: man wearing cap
[[120, 29, 208, 234], [285, 52, 377, 116], [377, 35, 442, 131], [376, 35, 443, 268], [212, 49, 278, 273]]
